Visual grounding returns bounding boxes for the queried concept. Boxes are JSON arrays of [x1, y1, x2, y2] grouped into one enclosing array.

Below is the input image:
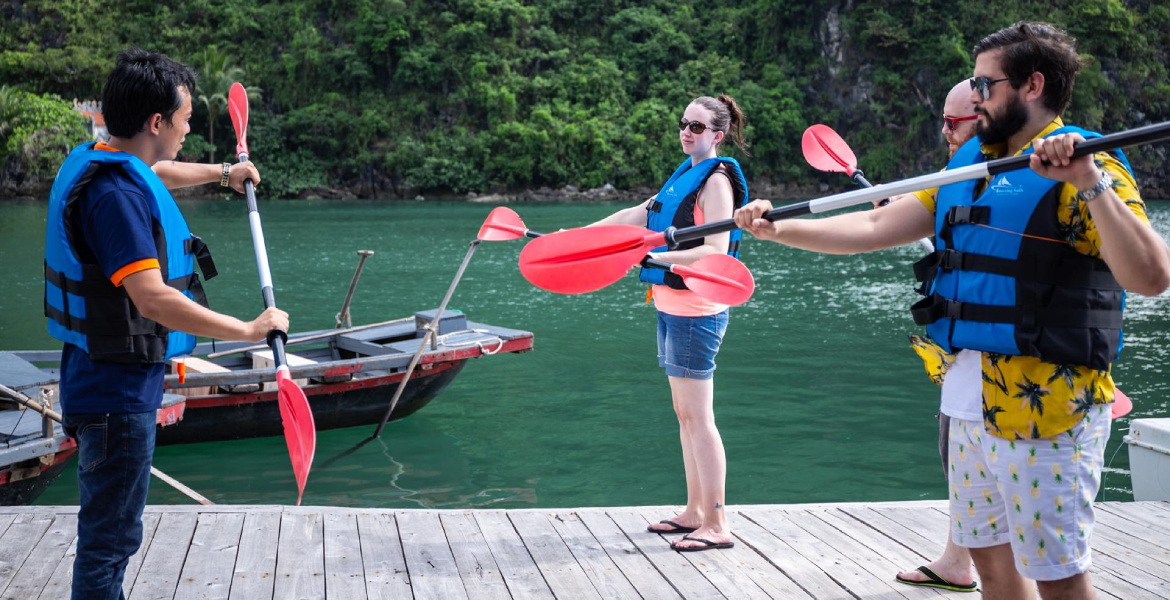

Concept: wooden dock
[[0, 500, 1167, 599]]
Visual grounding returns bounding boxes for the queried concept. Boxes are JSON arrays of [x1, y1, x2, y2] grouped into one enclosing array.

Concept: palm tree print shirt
[[910, 118, 1148, 440]]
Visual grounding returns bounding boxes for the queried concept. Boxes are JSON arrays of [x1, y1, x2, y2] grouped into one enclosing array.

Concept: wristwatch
[[1075, 171, 1112, 203], [220, 163, 232, 187]]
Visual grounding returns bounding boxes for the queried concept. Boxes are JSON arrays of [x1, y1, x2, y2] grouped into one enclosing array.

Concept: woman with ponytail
[[592, 94, 750, 552]]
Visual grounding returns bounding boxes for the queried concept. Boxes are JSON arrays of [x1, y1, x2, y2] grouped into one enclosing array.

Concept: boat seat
[[168, 357, 260, 395]]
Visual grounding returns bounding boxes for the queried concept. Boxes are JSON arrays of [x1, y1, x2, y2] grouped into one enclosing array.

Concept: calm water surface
[[1, 198, 1167, 508]]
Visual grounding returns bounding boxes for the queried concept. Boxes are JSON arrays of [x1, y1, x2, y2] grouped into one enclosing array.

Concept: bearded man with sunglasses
[[736, 22, 1169, 600]]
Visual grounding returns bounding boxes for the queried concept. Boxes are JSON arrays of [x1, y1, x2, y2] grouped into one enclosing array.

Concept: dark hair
[[972, 22, 1081, 115], [101, 46, 197, 138], [692, 94, 751, 156]]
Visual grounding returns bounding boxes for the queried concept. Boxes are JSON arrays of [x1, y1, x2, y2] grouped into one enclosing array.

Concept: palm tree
[[983, 399, 1006, 434], [1047, 364, 1080, 391], [193, 46, 258, 163], [1014, 374, 1050, 417]]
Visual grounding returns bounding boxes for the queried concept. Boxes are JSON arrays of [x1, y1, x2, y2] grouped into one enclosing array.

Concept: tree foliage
[[1, 0, 1168, 197]]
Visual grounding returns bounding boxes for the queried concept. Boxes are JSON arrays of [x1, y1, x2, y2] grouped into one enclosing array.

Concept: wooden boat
[[0, 309, 532, 503]]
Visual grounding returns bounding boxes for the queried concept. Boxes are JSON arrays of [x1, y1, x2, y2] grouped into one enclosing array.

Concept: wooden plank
[[1089, 563, 1170, 600], [123, 512, 163, 599], [473, 510, 554, 600], [1, 514, 76, 600], [545, 511, 643, 600], [0, 516, 17, 541], [1098, 502, 1170, 532], [645, 506, 811, 600], [1093, 529, 1170, 580], [606, 509, 722, 600], [1093, 506, 1170, 552], [727, 510, 855, 600], [396, 511, 468, 600], [174, 512, 245, 600], [129, 512, 198, 600], [324, 513, 367, 600], [274, 511, 325, 600], [229, 511, 280, 600], [873, 506, 953, 544], [508, 511, 603, 600], [788, 509, 948, 599], [1094, 518, 1170, 569], [0, 514, 55, 593], [357, 512, 411, 600], [742, 508, 919, 599], [640, 508, 772, 600], [1091, 545, 1170, 599], [575, 510, 680, 600], [36, 535, 77, 600], [438, 512, 509, 600], [839, 507, 946, 560]]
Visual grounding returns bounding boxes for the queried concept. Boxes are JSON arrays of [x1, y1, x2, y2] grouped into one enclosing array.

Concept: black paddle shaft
[[663, 120, 1170, 248], [524, 229, 679, 271]]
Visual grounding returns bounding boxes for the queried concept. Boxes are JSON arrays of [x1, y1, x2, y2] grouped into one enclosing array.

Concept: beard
[[975, 94, 1029, 145]]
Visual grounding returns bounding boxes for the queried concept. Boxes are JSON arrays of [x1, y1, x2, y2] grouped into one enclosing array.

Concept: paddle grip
[[666, 199, 814, 247], [987, 120, 1170, 176]]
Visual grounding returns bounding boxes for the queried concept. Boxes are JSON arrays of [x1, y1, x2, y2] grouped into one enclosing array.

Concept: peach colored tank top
[[651, 196, 730, 317]]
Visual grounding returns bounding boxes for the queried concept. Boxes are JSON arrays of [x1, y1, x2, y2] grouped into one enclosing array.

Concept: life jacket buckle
[[939, 249, 963, 271], [944, 299, 963, 320], [945, 205, 990, 226]]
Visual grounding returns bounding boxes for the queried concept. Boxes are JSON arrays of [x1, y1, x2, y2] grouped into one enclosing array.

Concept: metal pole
[[372, 240, 480, 437]]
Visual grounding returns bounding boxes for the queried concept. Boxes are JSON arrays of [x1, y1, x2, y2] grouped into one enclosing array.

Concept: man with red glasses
[[737, 22, 1169, 600]]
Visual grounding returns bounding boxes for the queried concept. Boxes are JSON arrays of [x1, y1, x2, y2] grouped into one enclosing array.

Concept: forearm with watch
[[152, 160, 234, 190], [1078, 167, 1170, 295]]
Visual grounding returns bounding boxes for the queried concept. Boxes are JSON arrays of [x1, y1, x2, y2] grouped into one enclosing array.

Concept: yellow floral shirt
[[910, 117, 1148, 441]]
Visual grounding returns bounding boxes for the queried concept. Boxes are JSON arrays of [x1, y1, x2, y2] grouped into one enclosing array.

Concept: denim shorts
[[656, 310, 729, 379]]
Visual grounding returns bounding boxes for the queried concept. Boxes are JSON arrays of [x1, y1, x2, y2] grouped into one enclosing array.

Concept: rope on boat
[[435, 329, 505, 355], [0, 383, 216, 506]]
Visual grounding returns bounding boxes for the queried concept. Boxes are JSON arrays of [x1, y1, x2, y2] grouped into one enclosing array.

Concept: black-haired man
[[44, 46, 288, 599], [736, 22, 1169, 600]]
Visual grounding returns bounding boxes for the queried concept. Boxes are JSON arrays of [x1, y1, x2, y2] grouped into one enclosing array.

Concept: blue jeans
[[656, 310, 729, 379], [63, 412, 156, 600]]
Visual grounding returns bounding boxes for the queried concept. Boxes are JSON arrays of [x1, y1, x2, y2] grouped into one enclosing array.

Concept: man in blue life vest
[[735, 22, 1170, 600], [44, 47, 289, 600]]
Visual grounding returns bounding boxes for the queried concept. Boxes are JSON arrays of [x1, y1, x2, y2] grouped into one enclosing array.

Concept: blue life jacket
[[44, 143, 217, 364], [910, 126, 1131, 370], [640, 157, 748, 289]]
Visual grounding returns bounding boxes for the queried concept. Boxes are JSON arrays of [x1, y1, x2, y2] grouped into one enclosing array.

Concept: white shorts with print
[[948, 406, 1111, 581]]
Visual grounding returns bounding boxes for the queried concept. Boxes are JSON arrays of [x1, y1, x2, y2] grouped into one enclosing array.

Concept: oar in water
[[484, 207, 755, 305], [0, 384, 214, 506], [229, 82, 316, 505], [802, 124, 934, 252], [519, 121, 1170, 294]]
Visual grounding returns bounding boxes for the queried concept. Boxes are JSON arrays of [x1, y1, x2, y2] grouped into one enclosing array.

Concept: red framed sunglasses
[[943, 114, 978, 132]]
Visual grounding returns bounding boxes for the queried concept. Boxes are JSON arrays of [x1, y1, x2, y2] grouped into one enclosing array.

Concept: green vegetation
[[0, 85, 89, 185], [2, 0, 1168, 198]]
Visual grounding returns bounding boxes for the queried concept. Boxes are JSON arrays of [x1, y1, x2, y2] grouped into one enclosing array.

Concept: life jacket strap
[[44, 303, 164, 336], [185, 236, 218, 280], [911, 293, 1124, 329], [912, 249, 1122, 290]]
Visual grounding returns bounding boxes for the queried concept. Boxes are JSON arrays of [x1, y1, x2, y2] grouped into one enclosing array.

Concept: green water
[[2, 199, 1167, 508]]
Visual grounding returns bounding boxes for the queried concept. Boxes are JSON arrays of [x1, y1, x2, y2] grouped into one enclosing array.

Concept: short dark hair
[[973, 22, 1081, 115], [101, 46, 196, 138]]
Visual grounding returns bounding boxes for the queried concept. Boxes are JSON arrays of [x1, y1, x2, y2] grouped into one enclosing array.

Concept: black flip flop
[[646, 520, 697, 534], [895, 566, 978, 593], [670, 535, 735, 552]]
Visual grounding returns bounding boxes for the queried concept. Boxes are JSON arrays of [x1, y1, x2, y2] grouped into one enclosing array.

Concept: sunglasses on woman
[[970, 76, 1011, 100], [943, 114, 978, 132], [679, 118, 714, 135]]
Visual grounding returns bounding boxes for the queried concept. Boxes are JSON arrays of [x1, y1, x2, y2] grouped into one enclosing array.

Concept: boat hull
[[157, 360, 466, 445]]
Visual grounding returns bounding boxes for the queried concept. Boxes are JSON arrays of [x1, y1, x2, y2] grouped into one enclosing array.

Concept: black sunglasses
[[970, 76, 1011, 100], [679, 118, 713, 135]]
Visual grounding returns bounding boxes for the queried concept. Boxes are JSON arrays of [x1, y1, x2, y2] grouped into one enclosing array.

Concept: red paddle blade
[[519, 225, 664, 294], [802, 124, 857, 175], [674, 254, 755, 306], [1111, 388, 1132, 419], [228, 82, 250, 158], [478, 207, 527, 241], [276, 367, 315, 505]]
